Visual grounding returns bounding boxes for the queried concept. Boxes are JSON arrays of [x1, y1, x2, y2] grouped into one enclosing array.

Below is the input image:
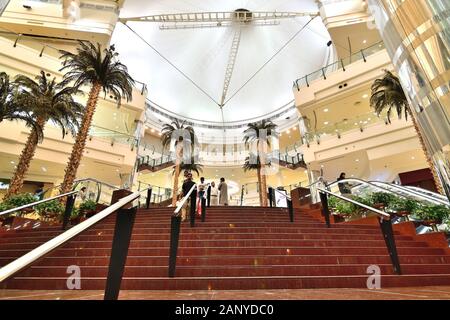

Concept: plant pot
[[420, 219, 442, 227], [84, 210, 97, 219], [395, 210, 411, 218], [70, 216, 82, 225], [373, 203, 385, 210]]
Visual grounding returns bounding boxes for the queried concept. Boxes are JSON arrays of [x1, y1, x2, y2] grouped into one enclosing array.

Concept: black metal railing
[[268, 187, 294, 222], [0, 187, 152, 300], [317, 187, 402, 275], [168, 183, 197, 278], [0, 190, 78, 231]]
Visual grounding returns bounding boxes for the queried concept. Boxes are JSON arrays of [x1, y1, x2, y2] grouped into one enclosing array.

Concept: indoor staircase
[[1, 206, 450, 290]]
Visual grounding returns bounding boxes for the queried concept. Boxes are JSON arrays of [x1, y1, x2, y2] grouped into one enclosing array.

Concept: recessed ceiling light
[[355, 159, 360, 162], [286, 130, 290, 134], [324, 122, 329, 125], [293, 127, 297, 131], [411, 156, 415, 160], [324, 108, 329, 112], [10, 161, 15, 164], [362, 94, 369, 99], [363, 40, 367, 44], [41, 167, 47, 172]]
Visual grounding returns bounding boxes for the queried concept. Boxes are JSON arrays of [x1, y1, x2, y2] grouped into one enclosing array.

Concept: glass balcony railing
[[301, 110, 389, 146], [293, 41, 386, 91], [89, 125, 138, 150]]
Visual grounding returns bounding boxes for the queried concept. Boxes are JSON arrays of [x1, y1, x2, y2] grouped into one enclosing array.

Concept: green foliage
[[413, 204, 450, 223], [327, 196, 341, 209], [0, 193, 36, 217], [79, 200, 97, 212], [387, 197, 418, 213], [334, 200, 358, 215], [35, 200, 64, 218], [370, 192, 395, 206]]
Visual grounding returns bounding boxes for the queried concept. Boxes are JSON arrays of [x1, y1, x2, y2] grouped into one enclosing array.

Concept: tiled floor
[[1, 286, 450, 300]]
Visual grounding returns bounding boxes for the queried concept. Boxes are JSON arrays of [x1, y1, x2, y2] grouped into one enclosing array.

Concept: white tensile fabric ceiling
[[112, 0, 332, 124]]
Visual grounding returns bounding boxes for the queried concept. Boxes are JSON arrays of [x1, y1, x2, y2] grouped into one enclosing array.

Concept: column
[[368, 0, 450, 199]]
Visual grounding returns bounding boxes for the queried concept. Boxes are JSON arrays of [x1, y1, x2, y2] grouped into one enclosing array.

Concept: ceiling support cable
[[123, 22, 221, 106], [223, 16, 317, 106]]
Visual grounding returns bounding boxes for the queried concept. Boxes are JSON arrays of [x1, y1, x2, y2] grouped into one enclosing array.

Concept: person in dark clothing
[[180, 172, 196, 221], [337, 172, 352, 195]]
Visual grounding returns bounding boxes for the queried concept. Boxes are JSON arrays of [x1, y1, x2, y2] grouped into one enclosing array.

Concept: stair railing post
[[190, 189, 197, 228], [288, 199, 294, 223], [168, 214, 182, 277], [146, 188, 152, 209], [62, 195, 76, 230], [268, 187, 274, 208], [207, 185, 211, 207], [104, 206, 137, 300], [201, 195, 206, 222], [319, 192, 331, 228], [379, 217, 402, 275]]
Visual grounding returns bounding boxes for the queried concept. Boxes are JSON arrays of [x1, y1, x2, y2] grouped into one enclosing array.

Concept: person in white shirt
[[210, 181, 219, 206]]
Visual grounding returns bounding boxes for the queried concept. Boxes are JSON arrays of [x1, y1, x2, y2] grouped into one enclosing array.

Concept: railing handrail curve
[[173, 184, 197, 216], [0, 191, 78, 217], [317, 187, 391, 219], [0, 189, 148, 283]]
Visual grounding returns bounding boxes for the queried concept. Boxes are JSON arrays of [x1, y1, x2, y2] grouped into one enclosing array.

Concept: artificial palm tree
[[5, 71, 83, 198], [243, 153, 263, 206], [371, 70, 443, 194], [243, 120, 278, 206], [58, 42, 135, 195], [0, 72, 41, 136], [161, 119, 196, 206]]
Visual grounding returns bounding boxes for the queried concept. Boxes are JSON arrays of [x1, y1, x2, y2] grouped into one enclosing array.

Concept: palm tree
[[243, 153, 263, 206], [371, 70, 443, 193], [243, 120, 278, 206], [0, 72, 41, 136], [4, 71, 83, 198], [58, 42, 135, 195], [161, 119, 196, 206]]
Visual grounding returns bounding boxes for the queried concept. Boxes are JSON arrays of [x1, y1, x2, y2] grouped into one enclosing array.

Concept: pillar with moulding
[[368, 0, 450, 200]]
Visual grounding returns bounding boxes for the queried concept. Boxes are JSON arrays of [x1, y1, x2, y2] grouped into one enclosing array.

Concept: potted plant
[[0, 193, 37, 226], [70, 207, 83, 225], [387, 197, 417, 219], [414, 204, 450, 231], [35, 200, 64, 222], [334, 200, 357, 220], [78, 200, 97, 218], [370, 192, 395, 210]]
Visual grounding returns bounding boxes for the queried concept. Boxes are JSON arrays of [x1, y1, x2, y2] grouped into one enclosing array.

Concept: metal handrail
[[269, 186, 292, 201], [317, 187, 390, 219], [328, 178, 449, 206], [0, 189, 146, 283], [403, 185, 448, 201], [174, 184, 197, 216], [370, 181, 449, 205], [0, 191, 78, 217]]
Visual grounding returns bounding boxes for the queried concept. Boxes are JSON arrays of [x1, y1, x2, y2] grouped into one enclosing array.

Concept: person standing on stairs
[[180, 172, 196, 221], [210, 181, 219, 206], [218, 177, 229, 206], [197, 177, 207, 215]]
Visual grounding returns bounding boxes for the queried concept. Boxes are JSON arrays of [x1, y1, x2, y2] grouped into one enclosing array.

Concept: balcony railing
[[293, 41, 386, 91], [89, 125, 138, 150]]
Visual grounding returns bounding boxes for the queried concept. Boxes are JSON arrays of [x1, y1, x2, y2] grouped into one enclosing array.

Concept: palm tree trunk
[[172, 144, 183, 206], [172, 163, 181, 207], [256, 166, 263, 206], [5, 117, 46, 198], [410, 115, 444, 194], [60, 83, 102, 195], [259, 143, 268, 207]]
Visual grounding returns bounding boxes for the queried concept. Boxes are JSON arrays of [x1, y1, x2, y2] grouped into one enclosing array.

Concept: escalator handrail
[[317, 187, 391, 219], [328, 178, 449, 206]]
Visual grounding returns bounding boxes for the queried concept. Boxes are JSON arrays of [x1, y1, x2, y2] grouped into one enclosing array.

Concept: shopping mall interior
[[0, 0, 449, 301]]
